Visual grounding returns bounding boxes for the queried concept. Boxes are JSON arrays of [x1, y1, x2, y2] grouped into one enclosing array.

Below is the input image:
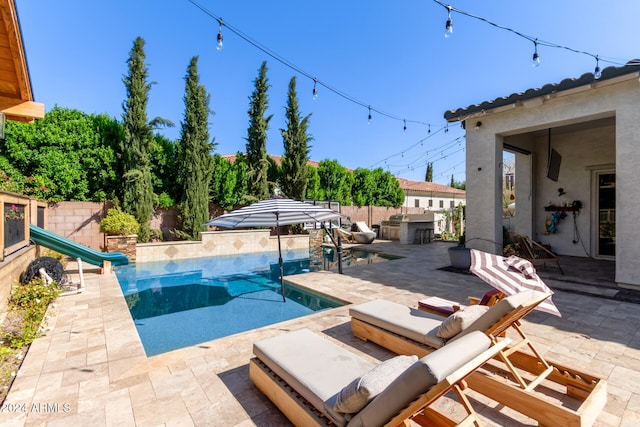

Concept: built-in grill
[[380, 213, 435, 244]]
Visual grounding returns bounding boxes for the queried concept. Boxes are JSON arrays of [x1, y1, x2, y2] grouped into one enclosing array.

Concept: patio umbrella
[[469, 249, 561, 317], [205, 198, 341, 301]]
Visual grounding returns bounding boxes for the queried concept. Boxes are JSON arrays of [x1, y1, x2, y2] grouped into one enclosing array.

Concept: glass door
[[597, 173, 615, 257]]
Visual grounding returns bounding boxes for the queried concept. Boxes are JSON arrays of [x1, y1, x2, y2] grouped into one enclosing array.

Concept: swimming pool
[[115, 248, 356, 356]]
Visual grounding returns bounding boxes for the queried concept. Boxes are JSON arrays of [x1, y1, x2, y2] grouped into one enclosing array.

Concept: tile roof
[[396, 177, 466, 196], [444, 60, 640, 122]]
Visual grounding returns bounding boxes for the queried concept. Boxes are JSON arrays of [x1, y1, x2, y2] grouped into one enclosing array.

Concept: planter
[[448, 246, 471, 270]]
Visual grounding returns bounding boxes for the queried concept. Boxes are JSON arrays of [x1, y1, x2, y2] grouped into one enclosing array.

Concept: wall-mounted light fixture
[[474, 121, 482, 130], [557, 187, 566, 196]]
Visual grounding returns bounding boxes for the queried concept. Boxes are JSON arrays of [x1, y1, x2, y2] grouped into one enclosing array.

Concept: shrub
[[4, 278, 62, 348], [99, 207, 139, 236]]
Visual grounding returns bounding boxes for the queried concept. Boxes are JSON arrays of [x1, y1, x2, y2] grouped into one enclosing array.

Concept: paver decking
[[1, 241, 638, 426]]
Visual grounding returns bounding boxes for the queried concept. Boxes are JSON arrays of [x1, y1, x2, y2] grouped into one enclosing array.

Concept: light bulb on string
[[403, 119, 407, 133], [216, 18, 224, 51], [444, 5, 453, 38], [532, 39, 540, 67], [312, 79, 318, 100], [367, 106, 372, 124], [428, 124, 431, 134], [594, 55, 602, 79]]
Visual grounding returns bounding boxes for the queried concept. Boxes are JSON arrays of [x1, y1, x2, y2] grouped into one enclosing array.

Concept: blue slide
[[29, 224, 129, 266]]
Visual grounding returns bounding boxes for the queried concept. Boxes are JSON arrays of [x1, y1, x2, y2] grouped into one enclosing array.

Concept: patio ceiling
[[0, 0, 43, 122]]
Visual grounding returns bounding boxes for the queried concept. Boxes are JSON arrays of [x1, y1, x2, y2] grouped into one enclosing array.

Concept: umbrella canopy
[[206, 198, 341, 301], [469, 249, 561, 317], [206, 198, 340, 228]]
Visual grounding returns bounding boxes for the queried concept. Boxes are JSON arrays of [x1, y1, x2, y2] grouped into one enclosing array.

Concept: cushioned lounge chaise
[[349, 290, 607, 427], [250, 328, 509, 427]]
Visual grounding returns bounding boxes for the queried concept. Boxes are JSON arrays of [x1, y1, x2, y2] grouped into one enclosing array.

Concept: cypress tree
[[175, 56, 215, 240], [121, 37, 155, 242], [280, 76, 312, 200], [245, 61, 272, 201], [425, 162, 433, 182]]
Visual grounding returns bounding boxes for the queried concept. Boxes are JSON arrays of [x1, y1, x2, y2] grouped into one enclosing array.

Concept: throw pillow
[[333, 354, 418, 414], [437, 304, 490, 339]]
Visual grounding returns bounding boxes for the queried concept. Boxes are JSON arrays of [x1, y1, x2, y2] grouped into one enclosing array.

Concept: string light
[[403, 119, 407, 132], [367, 106, 372, 124], [532, 39, 540, 67], [216, 18, 224, 51], [312, 78, 318, 100], [432, 0, 630, 72], [444, 5, 453, 38], [594, 55, 602, 79]]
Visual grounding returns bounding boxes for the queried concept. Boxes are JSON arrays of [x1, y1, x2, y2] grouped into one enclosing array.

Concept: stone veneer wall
[[136, 230, 310, 263]]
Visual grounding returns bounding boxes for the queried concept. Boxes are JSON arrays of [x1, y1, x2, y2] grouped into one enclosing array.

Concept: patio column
[[465, 124, 503, 254], [615, 109, 640, 287]]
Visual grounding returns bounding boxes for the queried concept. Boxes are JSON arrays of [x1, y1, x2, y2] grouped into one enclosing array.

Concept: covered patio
[[445, 61, 640, 289]]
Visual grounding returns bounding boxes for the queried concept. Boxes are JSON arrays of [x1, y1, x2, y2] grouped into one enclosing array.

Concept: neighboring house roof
[[396, 177, 466, 197], [444, 60, 640, 122], [0, 0, 44, 122]]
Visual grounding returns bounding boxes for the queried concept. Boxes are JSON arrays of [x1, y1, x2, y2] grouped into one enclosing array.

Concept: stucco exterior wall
[[463, 76, 640, 286]]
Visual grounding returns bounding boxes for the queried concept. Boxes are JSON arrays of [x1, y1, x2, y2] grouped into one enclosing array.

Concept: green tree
[[317, 159, 353, 206], [280, 76, 312, 200], [352, 167, 404, 207], [120, 37, 156, 242], [150, 133, 176, 207], [305, 165, 321, 200], [175, 56, 215, 240], [210, 155, 237, 210], [425, 162, 433, 182], [245, 61, 272, 201], [450, 174, 455, 187], [1, 107, 120, 201]]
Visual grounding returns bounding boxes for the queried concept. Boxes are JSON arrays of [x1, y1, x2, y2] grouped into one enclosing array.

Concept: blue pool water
[[115, 248, 350, 356]]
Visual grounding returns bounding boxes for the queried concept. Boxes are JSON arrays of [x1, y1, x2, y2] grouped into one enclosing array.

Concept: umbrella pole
[[276, 215, 285, 302]]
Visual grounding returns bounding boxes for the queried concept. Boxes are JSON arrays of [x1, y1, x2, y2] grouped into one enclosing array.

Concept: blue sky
[[16, 1, 640, 184]]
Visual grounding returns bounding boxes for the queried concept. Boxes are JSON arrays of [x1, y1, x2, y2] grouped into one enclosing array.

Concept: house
[[396, 177, 466, 211], [0, 0, 44, 124], [444, 60, 640, 288]]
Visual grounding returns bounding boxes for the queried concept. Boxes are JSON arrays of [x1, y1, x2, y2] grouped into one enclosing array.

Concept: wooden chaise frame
[[249, 338, 510, 427], [350, 295, 607, 427]]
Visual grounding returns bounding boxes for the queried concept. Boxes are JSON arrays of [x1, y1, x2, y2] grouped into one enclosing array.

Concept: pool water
[[115, 248, 368, 356]]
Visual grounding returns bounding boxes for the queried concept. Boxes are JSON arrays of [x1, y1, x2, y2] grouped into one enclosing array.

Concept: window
[[428, 199, 433, 207], [439, 200, 444, 208], [450, 201, 455, 208], [414, 199, 420, 208]]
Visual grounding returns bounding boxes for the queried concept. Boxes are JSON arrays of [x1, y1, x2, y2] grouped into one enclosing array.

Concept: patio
[[1, 240, 639, 426]]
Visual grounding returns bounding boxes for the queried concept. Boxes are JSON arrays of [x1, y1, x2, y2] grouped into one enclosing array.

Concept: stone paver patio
[[1, 241, 639, 426]]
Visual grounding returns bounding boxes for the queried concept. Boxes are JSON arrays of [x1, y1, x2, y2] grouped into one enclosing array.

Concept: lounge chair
[[418, 289, 504, 317], [334, 227, 355, 243], [350, 291, 607, 427], [250, 328, 510, 427], [353, 221, 376, 244], [508, 231, 564, 274]]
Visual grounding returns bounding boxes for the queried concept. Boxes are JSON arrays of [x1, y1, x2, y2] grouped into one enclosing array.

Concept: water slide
[[29, 224, 129, 266]]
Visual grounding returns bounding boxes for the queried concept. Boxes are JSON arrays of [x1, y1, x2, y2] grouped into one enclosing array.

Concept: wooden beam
[[0, 0, 32, 101], [0, 95, 44, 121]]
